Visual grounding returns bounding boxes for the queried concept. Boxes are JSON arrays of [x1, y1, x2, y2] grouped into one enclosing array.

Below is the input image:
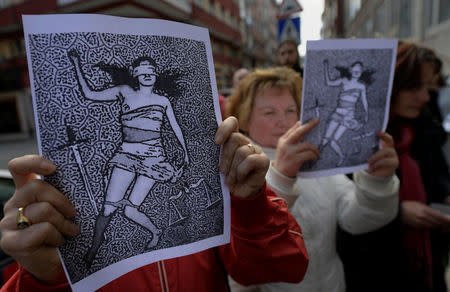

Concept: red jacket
[[219, 94, 226, 119], [2, 186, 308, 291]]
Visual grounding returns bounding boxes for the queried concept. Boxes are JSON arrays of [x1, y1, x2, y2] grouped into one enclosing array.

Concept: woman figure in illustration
[[319, 60, 374, 166], [69, 51, 189, 266]]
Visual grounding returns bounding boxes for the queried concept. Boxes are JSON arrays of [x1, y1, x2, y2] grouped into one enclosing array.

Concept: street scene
[[1, 0, 450, 291]]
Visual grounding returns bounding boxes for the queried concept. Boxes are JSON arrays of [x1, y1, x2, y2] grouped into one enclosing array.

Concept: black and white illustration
[[300, 39, 397, 178], [23, 14, 229, 291]]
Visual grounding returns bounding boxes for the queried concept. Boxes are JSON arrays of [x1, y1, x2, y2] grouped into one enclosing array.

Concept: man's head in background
[[277, 39, 299, 68], [276, 39, 302, 76]]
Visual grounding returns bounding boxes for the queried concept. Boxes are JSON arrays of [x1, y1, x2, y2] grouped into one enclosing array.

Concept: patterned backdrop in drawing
[[28, 32, 223, 283], [301, 48, 394, 173]]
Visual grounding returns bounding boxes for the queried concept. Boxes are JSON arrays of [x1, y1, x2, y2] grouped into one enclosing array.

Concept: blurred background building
[[239, 0, 279, 69], [322, 0, 450, 75], [5, 0, 450, 167], [0, 0, 281, 96]]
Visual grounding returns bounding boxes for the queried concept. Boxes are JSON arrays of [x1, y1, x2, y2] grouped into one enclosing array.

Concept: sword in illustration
[[314, 98, 321, 118], [304, 97, 325, 119], [57, 125, 99, 216]]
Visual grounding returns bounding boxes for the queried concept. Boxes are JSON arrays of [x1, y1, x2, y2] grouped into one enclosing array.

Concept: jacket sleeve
[[0, 266, 70, 292], [336, 170, 400, 235], [265, 162, 300, 207], [218, 183, 309, 286]]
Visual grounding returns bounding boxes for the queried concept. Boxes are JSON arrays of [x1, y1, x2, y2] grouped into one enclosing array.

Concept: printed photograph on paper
[[299, 39, 397, 178], [23, 14, 229, 292]]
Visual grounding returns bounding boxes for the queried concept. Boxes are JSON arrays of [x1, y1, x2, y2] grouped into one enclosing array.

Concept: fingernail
[[71, 223, 80, 236], [40, 160, 56, 172]]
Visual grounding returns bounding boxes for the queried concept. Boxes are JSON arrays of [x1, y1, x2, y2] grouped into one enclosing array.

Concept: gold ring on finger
[[16, 207, 32, 229], [247, 143, 256, 154]]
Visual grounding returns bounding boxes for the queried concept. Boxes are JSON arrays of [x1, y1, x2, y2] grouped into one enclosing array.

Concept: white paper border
[[23, 14, 230, 292], [299, 38, 398, 178]]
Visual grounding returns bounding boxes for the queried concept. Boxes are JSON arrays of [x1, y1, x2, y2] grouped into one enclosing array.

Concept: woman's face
[[136, 60, 156, 86], [391, 62, 434, 119], [247, 87, 298, 148], [351, 63, 362, 78]]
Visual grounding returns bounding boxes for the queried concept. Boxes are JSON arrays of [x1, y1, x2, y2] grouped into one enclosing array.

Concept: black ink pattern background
[[301, 48, 394, 171], [28, 33, 222, 283]]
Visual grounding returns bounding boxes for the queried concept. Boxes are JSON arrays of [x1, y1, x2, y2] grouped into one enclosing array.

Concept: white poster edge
[[298, 38, 398, 178], [22, 13, 231, 291]]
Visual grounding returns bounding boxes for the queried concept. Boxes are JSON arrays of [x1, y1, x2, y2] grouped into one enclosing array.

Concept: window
[[225, 9, 231, 24], [390, 1, 400, 28], [439, 0, 450, 22], [0, 91, 34, 140], [374, 3, 386, 36], [398, 0, 411, 38], [424, 1, 433, 29], [0, 0, 27, 9], [230, 15, 236, 29], [209, 0, 215, 15], [0, 39, 19, 61], [0, 97, 20, 134], [424, 0, 439, 28], [57, 0, 79, 6], [365, 18, 373, 36], [348, 0, 361, 20], [223, 45, 230, 58], [230, 47, 237, 59], [216, 3, 223, 20], [212, 41, 224, 55]]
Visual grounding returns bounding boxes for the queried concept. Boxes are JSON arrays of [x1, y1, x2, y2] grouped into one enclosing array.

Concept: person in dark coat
[[338, 42, 450, 292]]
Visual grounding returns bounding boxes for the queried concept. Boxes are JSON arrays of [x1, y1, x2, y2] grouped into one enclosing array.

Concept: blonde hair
[[226, 67, 302, 133]]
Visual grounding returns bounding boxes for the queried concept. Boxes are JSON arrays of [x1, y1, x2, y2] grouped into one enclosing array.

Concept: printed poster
[[23, 14, 230, 291], [299, 39, 397, 178]]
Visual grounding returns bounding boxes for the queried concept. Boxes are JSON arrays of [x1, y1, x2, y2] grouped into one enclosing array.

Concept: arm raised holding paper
[[226, 66, 399, 292], [274, 120, 398, 186], [69, 50, 124, 101]]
